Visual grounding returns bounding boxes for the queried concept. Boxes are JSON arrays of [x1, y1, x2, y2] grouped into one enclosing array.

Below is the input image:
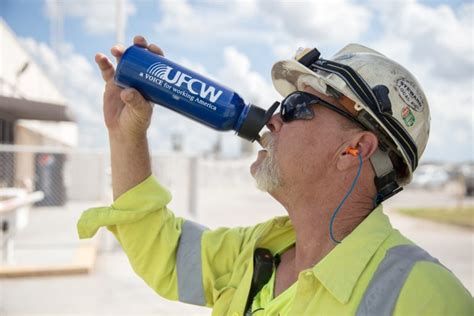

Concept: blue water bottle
[[114, 45, 279, 141]]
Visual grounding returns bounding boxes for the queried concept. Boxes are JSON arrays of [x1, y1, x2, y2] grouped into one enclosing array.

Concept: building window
[[0, 118, 14, 144], [0, 118, 14, 187]]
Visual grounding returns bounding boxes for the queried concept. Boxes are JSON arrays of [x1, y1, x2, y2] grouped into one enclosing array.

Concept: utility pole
[[49, 0, 63, 57], [116, 0, 125, 45]]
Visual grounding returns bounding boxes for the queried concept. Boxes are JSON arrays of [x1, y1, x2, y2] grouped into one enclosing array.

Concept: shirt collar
[[312, 205, 393, 304]]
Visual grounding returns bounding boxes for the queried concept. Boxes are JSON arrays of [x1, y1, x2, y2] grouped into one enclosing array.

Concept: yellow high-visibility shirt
[[77, 175, 473, 315]]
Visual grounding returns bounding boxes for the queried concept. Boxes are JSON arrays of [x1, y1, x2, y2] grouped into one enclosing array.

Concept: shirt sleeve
[[77, 175, 266, 308], [77, 175, 184, 301], [394, 261, 474, 316]]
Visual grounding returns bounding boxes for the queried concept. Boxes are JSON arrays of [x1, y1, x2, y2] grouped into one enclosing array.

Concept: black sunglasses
[[280, 91, 366, 129]]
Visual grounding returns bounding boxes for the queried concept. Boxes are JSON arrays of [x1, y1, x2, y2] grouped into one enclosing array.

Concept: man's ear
[[336, 131, 378, 171]]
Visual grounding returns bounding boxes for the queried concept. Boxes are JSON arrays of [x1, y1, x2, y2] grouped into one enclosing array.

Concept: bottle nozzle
[[237, 101, 280, 142]]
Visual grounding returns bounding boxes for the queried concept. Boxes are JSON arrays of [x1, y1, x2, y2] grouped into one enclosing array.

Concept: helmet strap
[[370, 148, 403, 204]]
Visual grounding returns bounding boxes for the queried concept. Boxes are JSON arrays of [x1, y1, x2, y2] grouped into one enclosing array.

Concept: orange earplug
[[345, 147, 359, 157]]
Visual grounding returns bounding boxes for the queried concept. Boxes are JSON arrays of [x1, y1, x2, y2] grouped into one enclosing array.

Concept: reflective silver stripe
[[176, 220, 208, 306], [356, 244, 441, 316]]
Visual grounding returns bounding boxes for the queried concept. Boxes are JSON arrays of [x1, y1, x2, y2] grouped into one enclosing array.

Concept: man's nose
[[266, 113, 283, 133]]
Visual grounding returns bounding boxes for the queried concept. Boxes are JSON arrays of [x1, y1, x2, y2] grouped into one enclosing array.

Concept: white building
[[0, 18, 77, 191]]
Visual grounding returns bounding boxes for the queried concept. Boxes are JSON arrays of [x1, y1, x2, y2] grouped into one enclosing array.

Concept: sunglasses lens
[[281, 92, 315, 122]]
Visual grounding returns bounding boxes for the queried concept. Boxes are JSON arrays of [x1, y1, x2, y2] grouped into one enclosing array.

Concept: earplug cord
[[329, 153, 363, 244]]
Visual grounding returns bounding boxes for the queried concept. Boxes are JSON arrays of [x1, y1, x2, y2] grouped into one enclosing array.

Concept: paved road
[[1, 187, 472, 315]]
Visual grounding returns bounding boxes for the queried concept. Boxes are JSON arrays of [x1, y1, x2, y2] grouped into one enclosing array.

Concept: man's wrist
[[108, 129, 152, 200], [108, 129, 147, 144]]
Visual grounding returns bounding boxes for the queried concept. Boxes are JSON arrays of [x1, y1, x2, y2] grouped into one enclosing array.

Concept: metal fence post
[[188, 156, 198, 218]]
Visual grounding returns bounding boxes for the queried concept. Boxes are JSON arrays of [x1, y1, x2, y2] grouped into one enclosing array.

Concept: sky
[[1, 0, 473, 162]]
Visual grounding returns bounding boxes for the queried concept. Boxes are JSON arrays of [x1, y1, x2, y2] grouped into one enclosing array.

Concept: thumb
[[120, 88, 152, 117]]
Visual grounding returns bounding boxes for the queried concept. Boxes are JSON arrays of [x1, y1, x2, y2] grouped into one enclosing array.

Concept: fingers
[[120, 88, 152, 116], [95, 53, 115, 83], [97, 36, 164, 84], [148, 43, 164, 56], [133, 35, 148, 47], [134, 35, 164, 56], [111, 44, 125, 64]]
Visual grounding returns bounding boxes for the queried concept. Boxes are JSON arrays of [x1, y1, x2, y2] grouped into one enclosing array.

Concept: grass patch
[[398, 207, 474, 229]]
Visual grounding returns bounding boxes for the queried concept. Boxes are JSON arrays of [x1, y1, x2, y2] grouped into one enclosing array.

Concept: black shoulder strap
[[245, 248, 275, 314]]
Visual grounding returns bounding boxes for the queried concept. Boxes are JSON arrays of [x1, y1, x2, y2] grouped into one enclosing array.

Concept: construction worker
[[78, 35, 473, 315]]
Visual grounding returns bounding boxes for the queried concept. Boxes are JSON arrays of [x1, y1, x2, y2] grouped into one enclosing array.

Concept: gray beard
[[253, 137, 283, 192]]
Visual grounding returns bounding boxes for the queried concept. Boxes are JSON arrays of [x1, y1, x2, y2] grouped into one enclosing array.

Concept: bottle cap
[[237, 101, 280, 142]]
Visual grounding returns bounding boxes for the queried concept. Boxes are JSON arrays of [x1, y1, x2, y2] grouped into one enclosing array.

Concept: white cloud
[[217, 46, 279, 106], [20, 37, 106, 147], [44, 0, 136, 36], [156, 0, 258, 36], [370, 0, 473, 79], [367, 0, 473, 161], [155, 0, 371, 54], [258, 0, 371, 43]]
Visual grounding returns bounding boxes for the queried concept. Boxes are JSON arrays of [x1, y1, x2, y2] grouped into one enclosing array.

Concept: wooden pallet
[[0, 241, 97, 278]]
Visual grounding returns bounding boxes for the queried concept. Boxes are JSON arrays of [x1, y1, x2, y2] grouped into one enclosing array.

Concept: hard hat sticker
[[396, 78, 425, 112], [401, 106, 415, 127]]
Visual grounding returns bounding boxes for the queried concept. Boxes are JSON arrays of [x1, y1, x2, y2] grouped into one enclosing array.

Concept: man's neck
[[273, 171, 376, 273], [290, 206, 366, 272]]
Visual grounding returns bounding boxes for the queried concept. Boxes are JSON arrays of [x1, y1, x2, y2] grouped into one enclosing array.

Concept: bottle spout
[[237, 101, 280, 142]]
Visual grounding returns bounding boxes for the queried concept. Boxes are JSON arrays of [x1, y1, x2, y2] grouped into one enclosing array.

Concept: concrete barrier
[[0, 188, 44, 264]]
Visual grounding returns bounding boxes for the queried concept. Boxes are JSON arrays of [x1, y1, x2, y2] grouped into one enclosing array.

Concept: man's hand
[[95, 35, 164, 200], [95, 35, 165, 141]]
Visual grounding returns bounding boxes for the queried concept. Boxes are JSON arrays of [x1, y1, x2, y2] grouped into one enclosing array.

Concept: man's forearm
[[109, 133, 152, 200]]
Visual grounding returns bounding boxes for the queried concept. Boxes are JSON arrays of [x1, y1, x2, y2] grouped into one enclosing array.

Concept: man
[[78, 36, 473, 315]]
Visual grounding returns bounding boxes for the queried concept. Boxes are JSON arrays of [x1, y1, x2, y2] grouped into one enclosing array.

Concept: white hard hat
[[271, 44, 430, 193]]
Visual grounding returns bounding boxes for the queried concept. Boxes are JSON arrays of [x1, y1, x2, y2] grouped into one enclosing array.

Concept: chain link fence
[[0, 144, 256, 205], [0, 144, 257, 261], [0, 145, 110, 205]]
